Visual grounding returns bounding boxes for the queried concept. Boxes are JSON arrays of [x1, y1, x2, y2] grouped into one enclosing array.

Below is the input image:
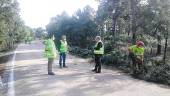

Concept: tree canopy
[[46, 6, 98, 48], [0, 0, 31, 51]]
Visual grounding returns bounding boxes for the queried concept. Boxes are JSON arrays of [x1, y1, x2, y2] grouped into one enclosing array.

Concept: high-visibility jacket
[[43, 39, 57, 58], [94, 41, 104, 55], [59, 40, 68, 53], [129, 45, 145, 56]]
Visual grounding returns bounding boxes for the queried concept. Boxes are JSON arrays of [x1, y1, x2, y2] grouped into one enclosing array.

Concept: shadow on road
[[15, 51, 43, 61], [0, 54, 13, 77]]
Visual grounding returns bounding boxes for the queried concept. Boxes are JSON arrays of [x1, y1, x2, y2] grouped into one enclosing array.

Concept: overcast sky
[[18, 0, 98, 28]]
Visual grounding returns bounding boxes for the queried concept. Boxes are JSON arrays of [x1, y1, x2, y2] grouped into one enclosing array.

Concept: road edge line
[[7, 51, 16, 96]]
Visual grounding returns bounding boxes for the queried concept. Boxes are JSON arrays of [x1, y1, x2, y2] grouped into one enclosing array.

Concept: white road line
[[0, 76, 3, 87], [7, 51, 16, 96]]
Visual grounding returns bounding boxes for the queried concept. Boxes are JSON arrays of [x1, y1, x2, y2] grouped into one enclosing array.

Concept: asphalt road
[[7, 41, 170, 96]]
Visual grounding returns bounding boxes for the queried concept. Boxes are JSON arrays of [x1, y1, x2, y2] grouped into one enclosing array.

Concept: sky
[[18, 0, 98, 28]]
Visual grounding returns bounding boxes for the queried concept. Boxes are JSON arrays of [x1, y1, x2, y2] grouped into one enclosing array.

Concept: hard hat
[[137, 41, 144, 46]]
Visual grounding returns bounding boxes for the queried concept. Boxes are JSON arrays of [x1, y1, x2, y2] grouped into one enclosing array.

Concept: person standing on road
[[43, 35, 57, 75], [128, 41, 145, 74], [25, 36, 32, 44], [92, 36, 104, 73], [58, 35, 68, 68]]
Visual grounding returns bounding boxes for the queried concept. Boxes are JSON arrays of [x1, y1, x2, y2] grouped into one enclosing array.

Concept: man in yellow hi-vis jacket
[[43, 35, 57, 75], [128, 41, 145, 74]]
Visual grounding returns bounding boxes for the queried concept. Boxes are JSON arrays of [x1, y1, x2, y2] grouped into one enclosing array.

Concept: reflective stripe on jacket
[[43, 39, 57, 58], [94, 41, 104, 55]]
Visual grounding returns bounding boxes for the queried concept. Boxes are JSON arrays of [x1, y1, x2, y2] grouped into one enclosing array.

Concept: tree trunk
[[156, 44, 161, 55], [112, 16, 117, 36], [132, 32, 136, 44], [156, 34, 162, 55], [128, 21, 131, 36], [112, 7, 119, 36], [163, 37, 168, 64], [130, 0, 138, 44]]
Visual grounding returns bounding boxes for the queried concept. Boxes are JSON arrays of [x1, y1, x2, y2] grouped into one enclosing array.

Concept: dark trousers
[[129, 53, 143, 74], [94, 55, 102, 72], [48, 58, 54, 73], [59, 53, 66, 67]]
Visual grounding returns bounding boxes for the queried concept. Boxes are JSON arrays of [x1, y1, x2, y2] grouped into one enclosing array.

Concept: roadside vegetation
[[46, 0, 170, 85], [0, 0, 34, 54]]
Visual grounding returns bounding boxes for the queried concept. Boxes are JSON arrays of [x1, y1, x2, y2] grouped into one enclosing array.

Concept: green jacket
[[43, 39, 57, 58], [129, 45, 145, 56], [58, 40, 68, 53]]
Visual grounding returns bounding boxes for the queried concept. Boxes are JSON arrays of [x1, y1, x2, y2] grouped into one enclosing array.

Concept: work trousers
[[129, 53, 143, 74], [59, 53, 66, 67], [94, 54, 102, 73], [48, 58, 54, 73]]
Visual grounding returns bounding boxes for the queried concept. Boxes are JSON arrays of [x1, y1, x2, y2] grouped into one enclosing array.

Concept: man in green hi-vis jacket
[[128, 41, 145, 74], [58, 35, 68, 68], [43, 35, 57, 75]]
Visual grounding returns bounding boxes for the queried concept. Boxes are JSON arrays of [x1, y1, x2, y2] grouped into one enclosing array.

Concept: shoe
[[48, 72, 55, 75], [92, 69, 96, 72], [63, 66, 68, 68], [96, 71, 101, 73]]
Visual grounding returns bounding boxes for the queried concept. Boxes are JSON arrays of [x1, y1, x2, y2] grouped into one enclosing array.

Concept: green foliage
[[46, 6, 98, 49], [0, 0, 28, 52], [96, 0, 170, 85], [34, 27, 46, 39], [144, 63, 170, 84], [69, 46, 93, 58], [102, 50, 128, 66]]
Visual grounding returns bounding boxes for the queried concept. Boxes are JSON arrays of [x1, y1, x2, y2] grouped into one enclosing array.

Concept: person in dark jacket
[[92, 36, 104, 73]]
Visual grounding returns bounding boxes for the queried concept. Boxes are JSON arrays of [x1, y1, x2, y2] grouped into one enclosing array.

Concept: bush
[[101, 49, 170, 85], [104, 41, 114, 54], [102, 50, 128, 66], [69, 46, 93, 58], [144, 63, 170, 84]]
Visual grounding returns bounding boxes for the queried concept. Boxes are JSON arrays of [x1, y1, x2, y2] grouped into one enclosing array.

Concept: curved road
[[8, 41, 170, 96]]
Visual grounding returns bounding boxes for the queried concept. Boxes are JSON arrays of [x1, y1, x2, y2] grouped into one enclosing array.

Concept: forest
[[0, 0, 34, 53], [46, 0, 170, 84]]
